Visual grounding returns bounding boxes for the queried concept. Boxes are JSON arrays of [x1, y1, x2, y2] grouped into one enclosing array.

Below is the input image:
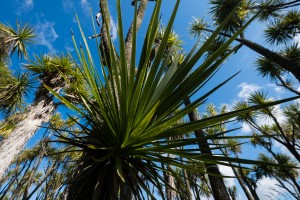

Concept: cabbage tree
[[46, 0, 299, 199]]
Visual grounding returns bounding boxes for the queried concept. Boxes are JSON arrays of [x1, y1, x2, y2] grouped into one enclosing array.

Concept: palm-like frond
[[0, 22, 35, 59], [45, 0, 299, 198], [254, 153, 299, 180], [264, 18, 293, 45], [0, 69, 32, 115], [25, 54, 80, 102], [283, 102, 300, 127], [189, 17, 208, 37], [25, 54, 75, 77], [255, 56, 285, 80], [156, 26, 183, 49], [283, 42, 300, 63], [210, 0, 251, 34], [264, 9, 300, 45], [256, 0, 284, 21]]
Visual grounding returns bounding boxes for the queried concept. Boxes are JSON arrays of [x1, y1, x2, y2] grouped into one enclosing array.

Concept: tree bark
[[166, 163, 176, 200], [0, 96, 56, 180], [182, 163, 193, 200], [0, 74, 65, 180], [238, 168, 260, 200], [125, 0, 149, 65], [99, 0, 113, 68], [184, 98, 230, 200], [241, 39, 300, 83], [232, 167, 255, 200], [202, 28, 300, 83]]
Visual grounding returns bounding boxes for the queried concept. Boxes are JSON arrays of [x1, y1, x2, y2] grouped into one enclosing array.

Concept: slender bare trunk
[[241, 39, 300, 83], [184, 98, 230, 200], [125, 0, 149, 64], [232, 167, 255, 200], [238, 168, 260, 200], [183, 165, 193, 200], [166, 137, 176, 200], [166, 164, 176, 200], [202, 28, 300, 83]]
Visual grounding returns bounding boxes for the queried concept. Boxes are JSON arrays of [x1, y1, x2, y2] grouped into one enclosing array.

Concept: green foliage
[[255, 56, 285, 80], [210, 0, 252, 34], [43, 0, 299, 198], [0, 69, 32, 115], [1, 1, 299, 199], [0, 22, 35, 59], [189, 17, 208, 37], [25, 54, 75, 78], [265, 9, 300, 45]]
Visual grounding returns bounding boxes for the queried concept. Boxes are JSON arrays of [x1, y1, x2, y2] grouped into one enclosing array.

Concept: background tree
[[1, 0, 299, 199], [233, 91, 300, 199], [0, 53, 82, 179], [190, 0, 300, 84], [58, 0, 298, 199]]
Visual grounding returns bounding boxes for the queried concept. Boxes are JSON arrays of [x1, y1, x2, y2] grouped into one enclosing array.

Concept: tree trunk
[[183, 166, 193, 200], [166, 137, 176, 200], [125, 0, 149, 65], [232, 167, 255, 200], [202, 28, 300, 83], [166, 164, 176, 200], [238, 168, 260, 200], [241, 39, 300, 83], [0, 96, 56, 180], [184, 98, 230, 200], [0, 73, 65, 180]]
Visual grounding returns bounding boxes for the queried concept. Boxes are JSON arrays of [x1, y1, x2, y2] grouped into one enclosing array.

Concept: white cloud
[[274, 141, 290, 155], [65, 45, 74, 52], [254, 104, 285, 127], [271, 104, 285, 124], [80, 0, 90, 16], [237, 82, 261, 99], [218, 165, 235, 187], [267, 83, 285, 95], [62, 0, 74, 13], [35, 20, 59, 52], [241, 123, 251, 134], [24, 0, 33, 8], [256, 177, 287, 200], [15, 0, 34, 15], [110, 18, 118, 41], [294, 34, 300, 44]]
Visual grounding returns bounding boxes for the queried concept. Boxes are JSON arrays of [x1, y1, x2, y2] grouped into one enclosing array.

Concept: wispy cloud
[[110, 18, 118, 41], [62, 0, 74, 13], [15, 0, 34, 15], [218, 165, 235, 187], [237, 82, 261, 99], [35, 19, 59, 52], [256, 177, 286, 200], [267, 83, 285, 95], [80, 0, 91, 16], [294, 34, 300, 44], [241, 123, 251, 134]]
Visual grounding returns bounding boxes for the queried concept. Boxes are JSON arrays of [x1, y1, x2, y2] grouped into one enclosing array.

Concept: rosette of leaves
[[47, 0, 298, 199]]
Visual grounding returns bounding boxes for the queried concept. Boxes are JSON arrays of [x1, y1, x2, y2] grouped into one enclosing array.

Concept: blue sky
[[1, 0, 300, 199]]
